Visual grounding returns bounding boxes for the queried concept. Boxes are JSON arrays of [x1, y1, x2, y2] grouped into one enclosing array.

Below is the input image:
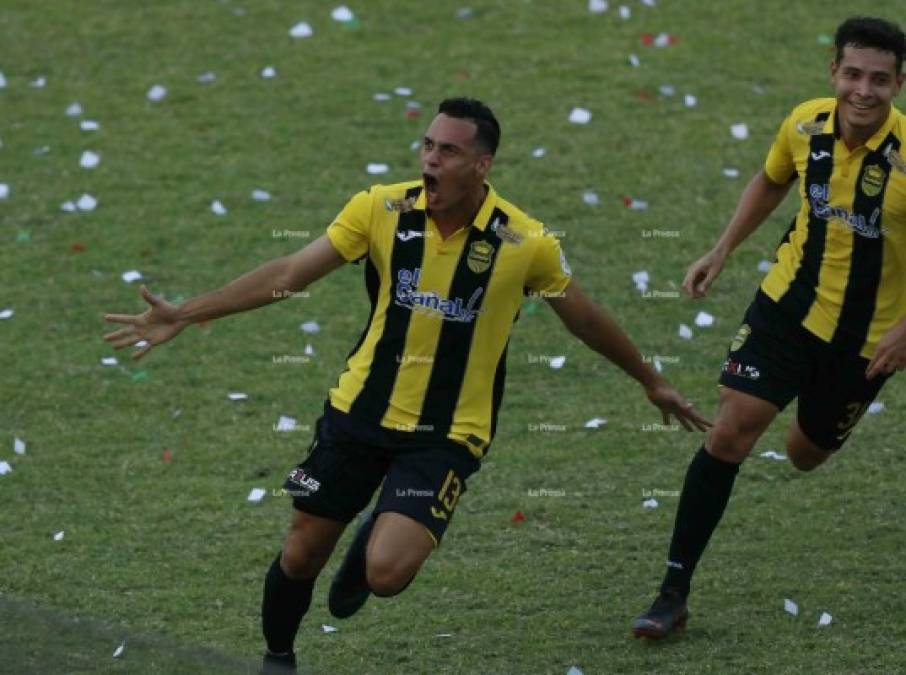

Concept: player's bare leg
[[365, 512, 435, 596], [785, 421, 833, 472]]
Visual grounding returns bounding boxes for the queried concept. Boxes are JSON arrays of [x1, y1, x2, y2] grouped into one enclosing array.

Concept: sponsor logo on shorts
[[722, 358, 760, 380], [287, 468, 321, 493]]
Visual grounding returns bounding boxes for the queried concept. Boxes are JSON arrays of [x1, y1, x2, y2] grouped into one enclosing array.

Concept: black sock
[[661, 446, 741, 597], [262, 553, 315, 654]]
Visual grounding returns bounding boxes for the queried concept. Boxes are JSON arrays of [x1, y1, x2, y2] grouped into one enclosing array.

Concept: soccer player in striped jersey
[[632, 16, 906, 639], [104, 97, 709, 671]]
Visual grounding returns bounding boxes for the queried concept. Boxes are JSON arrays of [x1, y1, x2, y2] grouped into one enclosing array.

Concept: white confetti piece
[[584, 417, 607, 428], [113, 642, 125, 658], [210, 200, 228, 216], [331, 6, 354, 23], [0, 184, 8, 200], [654, 33, 671, 47], [694, 311, 714, 327], [394, 86, 413, 97], [684, 94, 697, 108], [549, 355, 566, 369], [80, 120, 100, 131], [77, 193, 97, 211], [366, 162, 389, 175], [760, 450, 787, 461], [784, 598, 798, 616], [723, 167, 740, 178], [818, 612, 832, 627], [730, 123, 749, 140], [632, 270, 650, 292], [628, 53, 640, 67], [0, 308, 13, 319], [65, 102, 83, 117], [532, 147, 546, 158], [247, 487, 266, 503], [0, 71, 6, 88], [101, 357, 118, 366], [643, 498, 658, 509], [321, 624, 338, 633], [300, 320, 320, 334], [79, 150, 100, 169], [304, 343, 315, 356], [868, 401, 884, 414], [409, 139, 421, 152], [61, 200, 77, 212], [197, 71, 217, 84], [289, 21, 314, 39], [121, 270, 142, 283], [276, 415, 297, 432], [653, 357, 663, 373], [567, 668, 584, 675], [13, 438, 25, 455], [678, 324, 693, 340], [147, 84, 167, 102], [251, 189, 271, 201], [261, 66, 277, 79], [53, 531, 65, 541], [227, 392, 248, 401], [582, 190, 599, 206], [626, 198, 648, 210], [568, 107, 592, 125], [30, 76, 47, 88], [618, 5, 631, 19], [455, 7, 474, 19], [373, 92, 391, 101], [135, 340, 148, 348], [33, 145, 50, 156], [588, 0, 608, 13], [0, 461, 11, 475], [659, 84, 675, 97], [435, 632, 453, 638], [757, 259, 772, 273], [641, 0, 656, 5]]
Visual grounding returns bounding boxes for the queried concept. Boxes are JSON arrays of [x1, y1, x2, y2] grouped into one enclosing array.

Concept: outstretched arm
[[684, 170, 793, 298], [546, 280, 711, 431], [103, 234, 346, 360]]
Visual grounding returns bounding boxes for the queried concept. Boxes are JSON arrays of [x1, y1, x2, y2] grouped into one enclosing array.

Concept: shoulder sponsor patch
[[796, 120, 826, 136], [385, 196, 417, 213], [884, 146, 906, 174], [491, 217, 524, 245]]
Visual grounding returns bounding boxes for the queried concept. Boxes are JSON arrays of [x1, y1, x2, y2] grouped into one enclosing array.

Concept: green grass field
[[2, 1, 905, 672]]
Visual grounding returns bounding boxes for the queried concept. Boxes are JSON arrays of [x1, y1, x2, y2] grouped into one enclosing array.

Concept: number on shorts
[[836, 401, 870, 437], [437, 469, 462, 513]]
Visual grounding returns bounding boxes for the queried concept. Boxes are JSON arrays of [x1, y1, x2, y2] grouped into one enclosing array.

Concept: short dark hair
[[835, 17, 905, 73], [437, 97, 500, 155]]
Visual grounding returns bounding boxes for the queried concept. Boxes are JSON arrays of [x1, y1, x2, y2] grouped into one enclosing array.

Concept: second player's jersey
[[325, 180, 572, 458], [761, 97, 906, 359]]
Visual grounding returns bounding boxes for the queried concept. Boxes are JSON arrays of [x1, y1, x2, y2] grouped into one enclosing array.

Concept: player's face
[[831, 46, 904, 141], [420, 114, 492, 213]]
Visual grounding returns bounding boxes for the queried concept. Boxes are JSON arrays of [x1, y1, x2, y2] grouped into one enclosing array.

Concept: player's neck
[[431, 185, 487, 239]]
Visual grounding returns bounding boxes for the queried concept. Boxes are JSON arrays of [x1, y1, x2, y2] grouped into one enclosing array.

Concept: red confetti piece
[[640, 33, 654, 46], [637, 90, 653, 101], [405, 108, 421, 119], [162, 449, 173, 462], [71, 242, 85, 253], [511, 510, 525, 523], [622, 196, 633, 207]]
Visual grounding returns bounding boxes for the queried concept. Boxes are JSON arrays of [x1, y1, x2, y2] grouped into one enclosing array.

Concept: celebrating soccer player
[[104, 97, 709, 671], [632, 17, 906, 639]]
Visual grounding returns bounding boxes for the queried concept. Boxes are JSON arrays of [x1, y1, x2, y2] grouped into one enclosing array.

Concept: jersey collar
[[413, 181, 498, 230], [830, 102, 899, 151]]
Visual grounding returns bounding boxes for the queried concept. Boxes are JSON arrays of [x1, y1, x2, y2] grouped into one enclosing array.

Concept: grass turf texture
[[2, 0, 905, 672]]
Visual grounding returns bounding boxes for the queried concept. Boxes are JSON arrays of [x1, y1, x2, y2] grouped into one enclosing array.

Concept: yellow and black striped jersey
[[325, 180, 572, 458], [761, 97, 906, 359]]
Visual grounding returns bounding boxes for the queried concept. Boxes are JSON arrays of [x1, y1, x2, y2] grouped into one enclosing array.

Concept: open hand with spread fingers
[[644, 380, 712, 432], [103, 285, 188, 360]]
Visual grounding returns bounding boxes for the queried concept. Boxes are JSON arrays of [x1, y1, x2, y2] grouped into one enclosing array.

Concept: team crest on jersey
[[861, 165, 886, 197], [467, 241, 495, 273], [385, 196, 417, 213], [730, 324, 751, 352], [884, 146, 906, 175], [796, 120, 826, 136]]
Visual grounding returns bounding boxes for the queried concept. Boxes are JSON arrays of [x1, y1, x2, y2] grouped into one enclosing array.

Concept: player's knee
[[280, 534, 330, 580], [707, 420, 756, 462], [365, 555, 414, 597], [786, 443, 828, 472]]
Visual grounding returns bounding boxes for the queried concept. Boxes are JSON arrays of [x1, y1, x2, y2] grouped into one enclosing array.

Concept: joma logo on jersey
[[808, 184, 881, 239], [395, 268, 483, 322]]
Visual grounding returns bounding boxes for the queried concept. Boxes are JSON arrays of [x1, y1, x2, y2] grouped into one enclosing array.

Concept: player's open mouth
[[423, 174, 439, 195]]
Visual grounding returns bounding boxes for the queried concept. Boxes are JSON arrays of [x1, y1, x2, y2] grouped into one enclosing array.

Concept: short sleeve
[[525, 229, 572, 296], [764, 114, 796, 184], [326, 189, 374, 262]]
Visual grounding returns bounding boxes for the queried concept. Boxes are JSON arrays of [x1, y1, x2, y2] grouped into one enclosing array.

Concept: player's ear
[[475, 154, 493, 179]]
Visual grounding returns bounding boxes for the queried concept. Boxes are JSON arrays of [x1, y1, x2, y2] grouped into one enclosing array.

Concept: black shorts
[[282, 403, 481, 546], [718, 291, 890, 451]]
